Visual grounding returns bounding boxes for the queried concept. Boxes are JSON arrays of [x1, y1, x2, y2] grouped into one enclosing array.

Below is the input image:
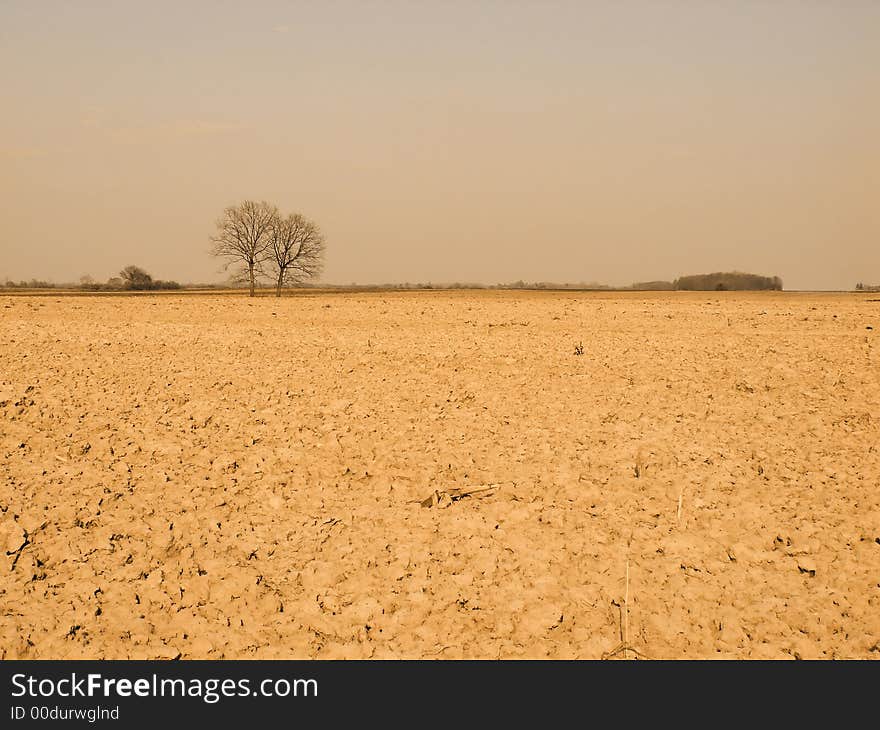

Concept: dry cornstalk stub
[[419, 485, 500, 508]]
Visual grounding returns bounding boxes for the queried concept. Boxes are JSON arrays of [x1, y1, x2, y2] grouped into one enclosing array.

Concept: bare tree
[[265, 213, 326, 296], [210, 200, 278, 297]]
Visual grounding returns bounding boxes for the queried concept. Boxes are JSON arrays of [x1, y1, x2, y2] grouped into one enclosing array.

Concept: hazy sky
[[1, 1, 878, 289]]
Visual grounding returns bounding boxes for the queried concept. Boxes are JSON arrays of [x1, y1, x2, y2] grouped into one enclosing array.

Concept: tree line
[[673, 272, 783, 291], [73, 268, 181, 291], [210, 200, 325, 297]]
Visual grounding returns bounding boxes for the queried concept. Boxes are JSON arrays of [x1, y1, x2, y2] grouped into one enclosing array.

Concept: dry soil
[[1, 291, 878, 659]]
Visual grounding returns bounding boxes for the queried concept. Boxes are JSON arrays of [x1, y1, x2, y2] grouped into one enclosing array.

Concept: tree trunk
[[249, 264, 255, 297], [276, 273, 283, 297]]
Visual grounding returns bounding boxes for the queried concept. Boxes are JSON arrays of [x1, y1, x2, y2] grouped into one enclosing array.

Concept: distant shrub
[[118, 265, 181, 291], [119, 265, 153, 290]]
